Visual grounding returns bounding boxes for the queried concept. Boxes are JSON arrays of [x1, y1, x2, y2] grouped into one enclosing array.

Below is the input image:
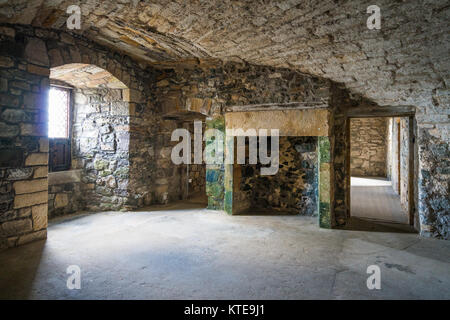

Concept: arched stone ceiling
[[50, 63, 128, 89], [0, 0, 448, 109]]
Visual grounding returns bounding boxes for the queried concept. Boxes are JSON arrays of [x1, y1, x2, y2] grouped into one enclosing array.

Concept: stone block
[[0, 56, 14, 68], [2, 109, 30, 123], [0, 78, 7, 92], [25, 38, 49, 67], [23, 92, 47, 110], [0, 27, 15, 38], [54, 193, 69, 209], [110, 102, 129, 116], [6, 168, 33, 180], [106, 175, 117, 188], [122, 88, 130, 102], [20, 123, 47, 136], [27, 64, 50, 76], [1, 218, 32, 236], [48, 170, 81, 185], [17, 230, 47, 246], [48, 48, 63, 67], [0, 207, 31, 223], [13, 178, 47, 194], [32, 204, 48, 230], [1, 146, 25, 167], [25, 153, 48, 166], [39, 138, 49, 152], [94, 159, 109, 170], [128, 89, 144, 103], [14, 191, 47, 209], [0, 122, 19, 137], [156, 79, 169, 87], [33, 166, 48, 178], [0, 93, 20, 107]]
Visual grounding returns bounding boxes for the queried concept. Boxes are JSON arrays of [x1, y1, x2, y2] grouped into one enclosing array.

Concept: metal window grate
[[48, 86, 70, 138]]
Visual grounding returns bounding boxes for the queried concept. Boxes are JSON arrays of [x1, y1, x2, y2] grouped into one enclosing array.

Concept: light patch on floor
[[351, 177, 392, 187], [0, 202, 449, 300]]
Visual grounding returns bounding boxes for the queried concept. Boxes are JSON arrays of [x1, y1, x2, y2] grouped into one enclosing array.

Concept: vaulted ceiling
[[0, 0, 448, 109]]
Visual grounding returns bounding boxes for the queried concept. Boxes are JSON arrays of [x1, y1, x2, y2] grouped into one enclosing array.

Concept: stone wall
[[386, 118, 393, 181], [0, 24, 161, 250], [391, 118, 400, 193], [154, 61, 330, 117], [399, 118, 410, 213], [72, 88, 131, 211], [389, 117, 411, 212], [350, 118, 387, 177], [48, 170, 83, 218], [0, 26, 49, 250], [154, 61, 331, 211], [188, 164, 206, 197], [236, 137, 318, 215], [418, 128, 449, 239]]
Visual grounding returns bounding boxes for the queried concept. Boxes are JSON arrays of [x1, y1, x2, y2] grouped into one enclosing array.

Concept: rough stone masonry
[[0, 0, 448, 249]]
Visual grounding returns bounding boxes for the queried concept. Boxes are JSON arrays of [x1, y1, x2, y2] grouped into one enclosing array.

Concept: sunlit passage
[[351, 177, 408, 224], [349, 117, 413, 226]]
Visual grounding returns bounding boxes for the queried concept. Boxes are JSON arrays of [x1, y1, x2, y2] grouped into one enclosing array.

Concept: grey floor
[[0, 200, 449, 300], [351, 177, 409, 224]]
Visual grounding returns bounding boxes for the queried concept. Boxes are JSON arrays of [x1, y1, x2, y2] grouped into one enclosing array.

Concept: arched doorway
[[47, 63, 131, 216]]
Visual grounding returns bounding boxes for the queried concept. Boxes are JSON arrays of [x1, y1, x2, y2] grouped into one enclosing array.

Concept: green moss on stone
[[94, 159, 109, 170], [224, 190, 233, 214], [318, 136, 330, 163], [319, 202, 331, 228]]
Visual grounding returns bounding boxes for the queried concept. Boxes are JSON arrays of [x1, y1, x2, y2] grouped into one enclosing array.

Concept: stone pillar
[[224, 134, 234, 214], [205, 116, 225, 210], [0, 32, 50, 250], [318, 136, 332, 228]]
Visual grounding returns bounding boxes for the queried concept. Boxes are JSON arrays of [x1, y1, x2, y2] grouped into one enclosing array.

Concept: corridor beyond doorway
[[349, 116, 415, 226], [351, 177, 408, 224]]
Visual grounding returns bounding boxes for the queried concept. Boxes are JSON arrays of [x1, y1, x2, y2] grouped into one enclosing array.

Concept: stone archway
[[0, 27, 159, 250], [48, 63, 132, 215]]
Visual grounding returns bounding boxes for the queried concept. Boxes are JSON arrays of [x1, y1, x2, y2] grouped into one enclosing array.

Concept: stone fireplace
[[219, 108, 333, 227]]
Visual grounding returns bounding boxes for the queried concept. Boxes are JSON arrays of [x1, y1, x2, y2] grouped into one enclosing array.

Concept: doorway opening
[[163, 112, 208, 208], [349, 116, 415, 227]]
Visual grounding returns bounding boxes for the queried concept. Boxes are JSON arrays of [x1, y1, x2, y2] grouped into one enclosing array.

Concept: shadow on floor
[[235, 208, 298, 216], [338, 217, 417, 234], [0, 240, 46, 299], [136, 194, 208, 213]]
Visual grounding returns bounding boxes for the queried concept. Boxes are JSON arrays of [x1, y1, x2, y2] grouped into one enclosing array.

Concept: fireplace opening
[[233, 136, 318, 215]]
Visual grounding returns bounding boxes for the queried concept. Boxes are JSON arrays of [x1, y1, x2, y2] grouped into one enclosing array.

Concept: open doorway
[[349, 117, 415, 226], [162, 112, 208, 208]]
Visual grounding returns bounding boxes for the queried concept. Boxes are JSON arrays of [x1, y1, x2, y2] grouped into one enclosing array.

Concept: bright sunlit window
[[48, 86, 70, 138]]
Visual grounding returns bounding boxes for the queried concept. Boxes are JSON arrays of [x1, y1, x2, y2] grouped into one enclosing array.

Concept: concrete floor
[[351, 177, 409, 224], [0, 201, 449, 299]]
